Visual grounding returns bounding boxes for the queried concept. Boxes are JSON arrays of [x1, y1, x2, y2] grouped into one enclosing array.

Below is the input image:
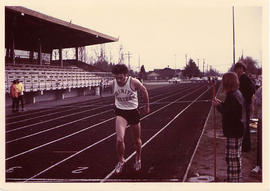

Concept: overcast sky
[[2, 0, 266, 73]]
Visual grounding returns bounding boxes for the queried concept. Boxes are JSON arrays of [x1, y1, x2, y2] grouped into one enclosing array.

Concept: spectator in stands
[[109, 64, 150, 174], [251, 86, 262, 174], [212, 72, 246, 182], [16, 79, 25, 111], [234, 61, 255, 152], [10, 80, 18, 112]]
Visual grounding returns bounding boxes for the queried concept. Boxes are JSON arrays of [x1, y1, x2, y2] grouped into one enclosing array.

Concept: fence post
[[212, 80, 217, 181]]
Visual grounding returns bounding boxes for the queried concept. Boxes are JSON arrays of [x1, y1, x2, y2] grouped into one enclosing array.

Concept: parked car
[[168, 77, 181, 84], [190, 77, 201, 81]]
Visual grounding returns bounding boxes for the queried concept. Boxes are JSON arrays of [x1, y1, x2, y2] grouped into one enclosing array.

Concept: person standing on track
[[110, 64, 150, 174], [212, 72, 246, 182], [16, 79, 25, 111], [234, 61, 255, 152], [10, 80, 19, 112]]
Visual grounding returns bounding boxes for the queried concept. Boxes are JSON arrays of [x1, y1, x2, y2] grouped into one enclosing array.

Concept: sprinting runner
[[109, 64, 150, 174]]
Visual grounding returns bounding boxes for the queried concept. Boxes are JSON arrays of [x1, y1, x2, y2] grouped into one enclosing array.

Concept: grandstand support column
[[50, 49, 53, 63], [38, 39, 42, 65], [75, 47, 79, 61], [29, 50, 34, 63], [11, 33, 15, 65], [59, 46, 63, 68], [55, 89, 65, 100], [24, 92, 38, 104], [5, 47, 10, 59], [78, 88, 87, 96], [94, 86, 100, 96]]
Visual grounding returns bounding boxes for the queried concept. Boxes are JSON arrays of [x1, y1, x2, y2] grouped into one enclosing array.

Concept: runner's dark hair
[[112, 64, 129, 75]]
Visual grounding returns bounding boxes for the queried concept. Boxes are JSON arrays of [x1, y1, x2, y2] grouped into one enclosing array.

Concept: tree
[[78, 47, 87, 63], [92, 45, 116, 72], [138, 65, 147, 80], [205, 68, 221, 77], [229, 56, 259, 74], [183, 59, 201, 78], [244, 56, 258, 74]]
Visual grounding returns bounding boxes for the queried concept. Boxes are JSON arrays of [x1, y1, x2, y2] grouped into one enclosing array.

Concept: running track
[[5, 82, 219, 182]]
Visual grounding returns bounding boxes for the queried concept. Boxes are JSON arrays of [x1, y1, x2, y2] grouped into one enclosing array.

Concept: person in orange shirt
[[10, 80, 18, 112], [16, 79, 25, 111]]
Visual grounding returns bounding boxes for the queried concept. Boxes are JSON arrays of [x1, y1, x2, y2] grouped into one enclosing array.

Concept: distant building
[[147, 72, 160, 80], [147, 68, 183, 80]]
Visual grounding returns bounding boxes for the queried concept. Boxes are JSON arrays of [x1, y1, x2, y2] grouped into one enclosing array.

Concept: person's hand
[[212, 97, 221, 107], [143, 105, 150, 115]]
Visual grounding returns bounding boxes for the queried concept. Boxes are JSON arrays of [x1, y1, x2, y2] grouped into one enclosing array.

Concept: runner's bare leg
[[115, 116, 127, 163], [131, 123, 142, 162]]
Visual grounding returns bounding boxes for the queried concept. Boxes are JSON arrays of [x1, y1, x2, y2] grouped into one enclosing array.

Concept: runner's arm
[[133, 78, 150, 114]]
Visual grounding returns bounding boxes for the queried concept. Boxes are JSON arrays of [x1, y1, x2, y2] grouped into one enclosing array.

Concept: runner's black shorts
[[114, 107, 140, 125]]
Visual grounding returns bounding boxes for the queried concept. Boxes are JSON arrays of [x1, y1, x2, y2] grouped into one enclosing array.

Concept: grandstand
[[5, 6, 118, 105]]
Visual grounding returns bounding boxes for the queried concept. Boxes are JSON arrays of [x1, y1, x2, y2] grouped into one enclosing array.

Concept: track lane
[[5, 83, 216, 182], [6, 85, 201, 160], [6, 85, 198, 145]]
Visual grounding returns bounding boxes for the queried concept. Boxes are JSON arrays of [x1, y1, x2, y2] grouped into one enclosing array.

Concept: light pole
[[232, 6, 236, 65], [174, 54, 176, 76]]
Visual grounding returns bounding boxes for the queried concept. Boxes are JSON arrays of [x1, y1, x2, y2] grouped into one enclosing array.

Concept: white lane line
[[181, 102, 212, 182], [6, 117, 114, 161], [7, 86, 202, 161], [5, 99, 107, 120], [101, 87, 210, 182], [6, 109, 112, 144], [6, 104, 114, 133], [6, 86, 184, 133], [182, 84, 221, 182], [6, 86, 194, 143], [21, 86, 205, 181], [6, 102, 113, 126], [24, 133, 116, 182], [6, 86, 173, 122]]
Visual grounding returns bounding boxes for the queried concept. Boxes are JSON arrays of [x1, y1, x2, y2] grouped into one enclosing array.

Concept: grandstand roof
[[5, 6, 118, 53]]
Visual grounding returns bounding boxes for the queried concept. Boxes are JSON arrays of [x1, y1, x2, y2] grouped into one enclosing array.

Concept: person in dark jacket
[[212, 72, 246, 182], [234, 61, 255, 152]]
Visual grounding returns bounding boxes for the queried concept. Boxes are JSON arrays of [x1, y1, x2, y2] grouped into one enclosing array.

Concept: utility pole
[[119, 45, 124, 64], [197, 58, 200, 70], [124, 51, 132, 70], [138, 55, 141, 72], [232, 6, 236, 65], [203, 58, 205, 76], [185, 54, 188, 66], [109, 50, 112, 65], [174, 54, 176, 76]]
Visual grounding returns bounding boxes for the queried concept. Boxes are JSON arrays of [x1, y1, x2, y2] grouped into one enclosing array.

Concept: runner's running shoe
[[115, 161, 125, 174], [134, 160, 141, 172]]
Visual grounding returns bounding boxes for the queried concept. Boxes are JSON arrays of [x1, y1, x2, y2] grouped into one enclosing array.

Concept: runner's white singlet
[[114, 76, 138, 110]]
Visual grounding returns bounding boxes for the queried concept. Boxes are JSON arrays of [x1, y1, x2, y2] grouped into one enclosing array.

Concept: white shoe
[[115, 161, 125, 174], [251, 166, 260, 173], [134, 160, 141, 172]]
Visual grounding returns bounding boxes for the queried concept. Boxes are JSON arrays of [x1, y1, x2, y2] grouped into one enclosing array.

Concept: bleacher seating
[[5, 63, 113, 93]]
